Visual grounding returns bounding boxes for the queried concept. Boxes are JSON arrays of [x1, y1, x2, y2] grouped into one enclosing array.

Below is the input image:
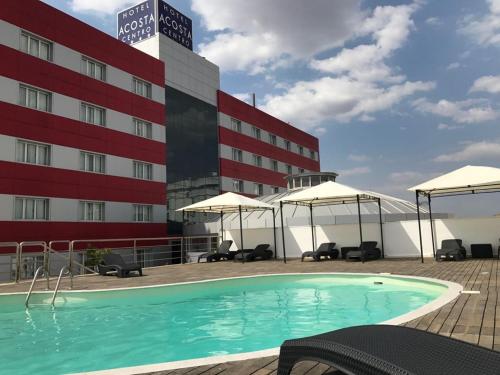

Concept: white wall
[[223, 216, 500, 259]]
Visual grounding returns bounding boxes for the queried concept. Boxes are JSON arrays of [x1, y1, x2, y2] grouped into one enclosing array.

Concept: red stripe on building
[[0, 161, 165, 204], [2, 0, 165, 87], [220, 159, 287, 187], [1, 45, 164, 125], [219, 127, 320, 171], [0, 222, 167, 252], [0, 102, 165, 165], [218, 91, 319, 151]]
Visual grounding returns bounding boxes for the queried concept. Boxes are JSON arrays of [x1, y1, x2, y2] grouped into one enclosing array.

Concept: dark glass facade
[[165, 86, 220, 234]]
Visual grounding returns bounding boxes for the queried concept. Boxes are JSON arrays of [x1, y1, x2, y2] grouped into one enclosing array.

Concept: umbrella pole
[[239, 205, 244, 264], [272, 208, 277, 260], [428, 194, 436, 259], [377, 198, 385, 259], [416, 191, 424, 263], [309, 203, 315, 252], [280, 201, 287, 263], [220, 211, 224, 242], [356, 195, 364, 263]]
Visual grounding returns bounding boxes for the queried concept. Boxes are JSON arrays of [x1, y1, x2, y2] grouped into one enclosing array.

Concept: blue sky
[[42, 0, 500, 216]]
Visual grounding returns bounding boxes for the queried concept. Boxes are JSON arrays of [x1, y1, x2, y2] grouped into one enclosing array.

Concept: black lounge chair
[[198, 240, 234, 262], [98, 253, 142, 278], [234, 244, 273, 261], [436, 239, 466, 261], [343, 241, 380, 262], [301, 242, 338, 261], [278, 324, 500, 375]]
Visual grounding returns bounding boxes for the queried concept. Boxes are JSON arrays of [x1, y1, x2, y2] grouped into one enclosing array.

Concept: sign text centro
[[158, 1, 193, 50], [117, 0, 155, 45]]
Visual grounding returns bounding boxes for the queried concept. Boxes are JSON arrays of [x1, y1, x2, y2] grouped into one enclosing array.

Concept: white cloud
[[348, 154, 370, 162], [437, 123, 464, 131], [314, 127, 327, 136], [389, 171, 426, 184], [470, 75, 500, 94], [459, 0, 500, 47], [232, 93, 252, 104], [339, 166, 371, 177], [69, 0, 135, 14], [425, 17, 441, 26], [192, 0, 363, 73], [446, 62, 461, 70], [412, 98, 499, 124], [433, 140, 500, 162]]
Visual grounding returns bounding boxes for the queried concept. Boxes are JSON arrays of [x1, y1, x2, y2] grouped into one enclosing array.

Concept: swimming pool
[[0, 273, 460, 375]]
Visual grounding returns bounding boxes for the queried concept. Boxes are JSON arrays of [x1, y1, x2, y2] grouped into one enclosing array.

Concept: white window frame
[[14, 197, 49, 221], [299, 168, 305, 173], [133, 118, 153, 139], [79, 201, 105, 222], [16, 139, 51, 166], [231, 118, 242, 133], [252, 126, 261, 140], [233, 179, 244, 193], [270, 159, 279, 172], [299, 146, 304, 155], [286, 164, 292, 175], [284, 140, 291, 151], [19, 84, 52, 112], [272, 187, 280, 194], [232, 148, 243, 162], [133, 161, 153, 180], [253, 154, 262, 167], [80, 151, 106, 174], [269, 134, 277, 146], [132, 77, 152, 99], [82, 56, 106, 81], [133, 204, 152, 222], [20, 31, 52, 61], [309, 149, 316, 160], [254, 183, 264, 196], [80, 102, 106, 126]]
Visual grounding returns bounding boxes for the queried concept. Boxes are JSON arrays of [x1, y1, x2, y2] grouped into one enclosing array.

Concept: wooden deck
[[2, 258, 499, 374]]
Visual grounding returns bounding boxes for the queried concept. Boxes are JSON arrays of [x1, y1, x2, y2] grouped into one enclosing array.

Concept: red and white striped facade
[[0, 1, 167, 244], [218, 91, 320, 197]]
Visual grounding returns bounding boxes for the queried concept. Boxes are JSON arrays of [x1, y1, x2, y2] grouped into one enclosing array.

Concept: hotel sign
[[117, 0, 193, 50]]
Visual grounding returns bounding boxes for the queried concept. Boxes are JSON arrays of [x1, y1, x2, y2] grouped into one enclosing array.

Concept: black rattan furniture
[[98, 253, 142, 278], [234, 244, 272, 261], [342, 241, 380, 262], [277, 325, 500, 375], [436, 239, 466, 261], [470, 244, 494, 259], [198, 240, 233, 262], [301, 242, 338, 261]]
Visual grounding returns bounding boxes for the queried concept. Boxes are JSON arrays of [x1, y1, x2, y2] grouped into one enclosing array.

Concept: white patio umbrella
[[177, 192, 277, 263], [409, 165, 500, 262], [276, 181, 383, 263]]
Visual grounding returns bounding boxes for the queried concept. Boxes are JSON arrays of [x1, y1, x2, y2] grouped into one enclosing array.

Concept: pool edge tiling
[[56, 273, 462, 375]]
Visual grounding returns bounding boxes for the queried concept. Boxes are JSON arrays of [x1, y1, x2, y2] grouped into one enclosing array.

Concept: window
[[133, 118, 153, 139], [299, 146, 304, 155], [133, 161, 153, 180], [299, 168, 305, 173], [16, 140, 50, 166], [132, 77, 152, 99], [133, 204, 152, 222], [310, 149, 316, 160], [252, 126, 261, 140], [14, 197, 49, 220], [284, 140, 291, 151], [79, 201, 105, 221], [231, 118, 242, 133], [81, 102, 106, 126], [20, 31, 52, 61], [253, 154, 262, 167], [232, 148, 243, 162], [270, 159, 278, 172], [286, 164, 292, 175], [80, 151, 105, 173], [254, 183, 264, 196], [269, 134, 277, 146], [19, 85, 51, 112], [272, 186, 280, 194], [233, 179, 244, 193], [82, 56, 106, 81]]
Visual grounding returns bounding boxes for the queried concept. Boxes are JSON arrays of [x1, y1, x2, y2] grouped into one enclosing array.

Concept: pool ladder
[[25, 265, 70, 308]]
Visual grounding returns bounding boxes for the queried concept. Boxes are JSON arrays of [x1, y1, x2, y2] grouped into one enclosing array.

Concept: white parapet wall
[[222, 216, 500, 259]]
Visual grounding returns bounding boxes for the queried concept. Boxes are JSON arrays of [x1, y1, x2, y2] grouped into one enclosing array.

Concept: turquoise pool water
[[0, 274, 447, 374]]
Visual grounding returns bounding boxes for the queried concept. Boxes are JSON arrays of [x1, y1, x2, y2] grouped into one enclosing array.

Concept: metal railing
[[25, 266, 45, 308], [51, 265, 69, 306]]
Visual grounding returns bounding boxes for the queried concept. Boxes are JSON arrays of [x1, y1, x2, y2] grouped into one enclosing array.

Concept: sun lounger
[[301, 242, 338, 261], [436, 239, 466, 261], [277, 324, 500, 375], [343, 241, 380, 261], [98, 253, 142, 278], [234, 244, 273, 261], [198, 240, 233, 262]]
